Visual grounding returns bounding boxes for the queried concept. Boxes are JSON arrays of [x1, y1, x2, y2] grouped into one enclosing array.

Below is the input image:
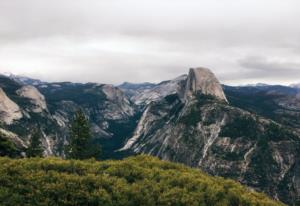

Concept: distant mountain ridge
[[290, 83, 300, 89], [1, 70, 300, 204], [0, 74, 139, 158], [118, 68, 300, 205]]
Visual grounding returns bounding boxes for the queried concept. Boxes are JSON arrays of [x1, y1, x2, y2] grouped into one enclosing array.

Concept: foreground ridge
[[0, 155, 284, 206]]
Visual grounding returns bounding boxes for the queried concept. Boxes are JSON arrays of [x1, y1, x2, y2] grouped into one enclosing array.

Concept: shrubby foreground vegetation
[[0, 155, 284, 206]]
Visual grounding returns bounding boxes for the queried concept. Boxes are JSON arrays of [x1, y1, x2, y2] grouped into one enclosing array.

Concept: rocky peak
[[102, 84, 127, 102], [184, 67, 227, 102], [16, 85, 47, 113], [0, 88, 23, 124], [127, 74, 187, 105]]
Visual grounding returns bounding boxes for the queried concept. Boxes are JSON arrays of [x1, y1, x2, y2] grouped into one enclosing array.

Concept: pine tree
[[66, 109, 101, 159], [26, 128, 44, 157]]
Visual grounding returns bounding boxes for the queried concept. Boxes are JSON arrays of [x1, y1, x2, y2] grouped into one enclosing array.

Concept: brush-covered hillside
[[0, 155, 284, 206]]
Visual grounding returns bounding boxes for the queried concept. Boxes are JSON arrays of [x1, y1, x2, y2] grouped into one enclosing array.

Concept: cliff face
[[120, 75, 187, 105], [1, 69, 300, 204], [184, 68, 227, 102], [0, 88, 22, 124], [0, 76, 138, 158], [121, 68, 300, 205], [16, 85, 47, 113]]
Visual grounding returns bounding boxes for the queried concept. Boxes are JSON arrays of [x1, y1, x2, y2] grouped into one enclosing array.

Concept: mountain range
[[0, 68, 299, 205]]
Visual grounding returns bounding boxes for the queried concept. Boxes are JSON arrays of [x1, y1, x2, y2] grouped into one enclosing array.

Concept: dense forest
[[0, 155, 284, 206]]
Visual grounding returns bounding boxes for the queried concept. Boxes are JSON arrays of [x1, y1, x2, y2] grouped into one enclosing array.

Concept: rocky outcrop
[[1, 70, 300, 204], [0, 88, 22, 124], [101, 84, 135, 120], [34, 82, 139, 157], [120, 75, 187, 105], [184, 67, 227, 102], [120, 68, 228, 105], [16, 85, 47, 113], [121, 68, 300, 205], [0, 128, 27, 149]]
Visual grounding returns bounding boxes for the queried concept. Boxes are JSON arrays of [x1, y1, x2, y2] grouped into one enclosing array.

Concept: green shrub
[[0, 155, 284, 206]]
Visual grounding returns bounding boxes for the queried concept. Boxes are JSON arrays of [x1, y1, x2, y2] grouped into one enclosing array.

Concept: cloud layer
[[0, 0, 300, 85]]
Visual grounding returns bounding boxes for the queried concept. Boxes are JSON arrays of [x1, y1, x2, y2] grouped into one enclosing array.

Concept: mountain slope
[[121, 68, 300, 205], [119, 75, 187, 105], [0, 76, 139, 158], [224, 85, 300, 129], [1, 70, 300, 204], [0, 155, 284, 206]]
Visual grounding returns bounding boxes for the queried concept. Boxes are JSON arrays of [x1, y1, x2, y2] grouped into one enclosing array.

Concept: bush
[[0, 155, 284, 206]]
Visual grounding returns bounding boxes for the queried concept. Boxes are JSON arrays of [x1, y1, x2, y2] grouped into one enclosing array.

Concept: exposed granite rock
[[120, 75, 187, 105], [184, 67, 227, 102], [0, 88, 22, 124], [16, 85, 47, 113], [121, 68, 300, 205]]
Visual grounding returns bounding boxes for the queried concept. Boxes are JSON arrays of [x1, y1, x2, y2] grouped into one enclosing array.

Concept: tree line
[[26, 109, 101, 159]]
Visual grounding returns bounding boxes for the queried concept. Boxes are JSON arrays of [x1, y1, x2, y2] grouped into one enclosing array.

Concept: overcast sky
[[0, 0, 300, 85]]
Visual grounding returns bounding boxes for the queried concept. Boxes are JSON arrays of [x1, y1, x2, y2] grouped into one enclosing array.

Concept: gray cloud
[[0, 0, 300, 85], [238, 56, 300, 82]]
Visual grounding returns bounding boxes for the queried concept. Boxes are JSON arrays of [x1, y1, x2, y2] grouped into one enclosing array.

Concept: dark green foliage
[[211, 145, 243, 161], [263, 122, 298, 141], [39, 83, 106, 108], [179, 94, 226, 126], [26, 128, 44, 158], [224, 85, 300, 129], [0, 76, 32, 108], [66, 110, 101, 160], [164, 93, 179, 104], [100, 114, 141, 159], [195, 93, 227, 106], [246, 140, 278, 190], [0, 155, 284, 206], [180, 106, 202, 126], [0, 76, 22, 95], [220, 116, 259, 139], [225, 87, 281, 119], [0, 134, 19, 157], [243, 123, 295, 191]]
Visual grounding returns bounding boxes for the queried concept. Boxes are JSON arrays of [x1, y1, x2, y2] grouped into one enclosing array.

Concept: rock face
[[35, 82, 138, 158], [1, 69, 300, 204], [0, 88, 22, 124], [120, 75, 187, 105], [184, 68, 227, 102], [16, 85, 47, 113], [0, 75, 139, 158], [101, 84, 135, 119], [121, 68, 300, 205], [120, 68, 227, 105]]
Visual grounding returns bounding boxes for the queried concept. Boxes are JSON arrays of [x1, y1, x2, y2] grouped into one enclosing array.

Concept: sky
[[0, 0, 300, 85]]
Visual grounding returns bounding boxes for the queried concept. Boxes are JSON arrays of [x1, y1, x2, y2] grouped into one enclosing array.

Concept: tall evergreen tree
[[0, 133, 19, 157], [66, 109, 101, 159], [26, 128, 44, 157]]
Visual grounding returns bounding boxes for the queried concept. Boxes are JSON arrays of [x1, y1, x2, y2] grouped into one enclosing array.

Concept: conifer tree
[[26, 128, 44, 157], [66, 109, 101, 159]]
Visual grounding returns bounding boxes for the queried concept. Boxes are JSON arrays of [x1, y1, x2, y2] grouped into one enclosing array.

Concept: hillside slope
[[0, 155, 284, 206], [121, 68, 300, 205], [0, 75, 139, 158]]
